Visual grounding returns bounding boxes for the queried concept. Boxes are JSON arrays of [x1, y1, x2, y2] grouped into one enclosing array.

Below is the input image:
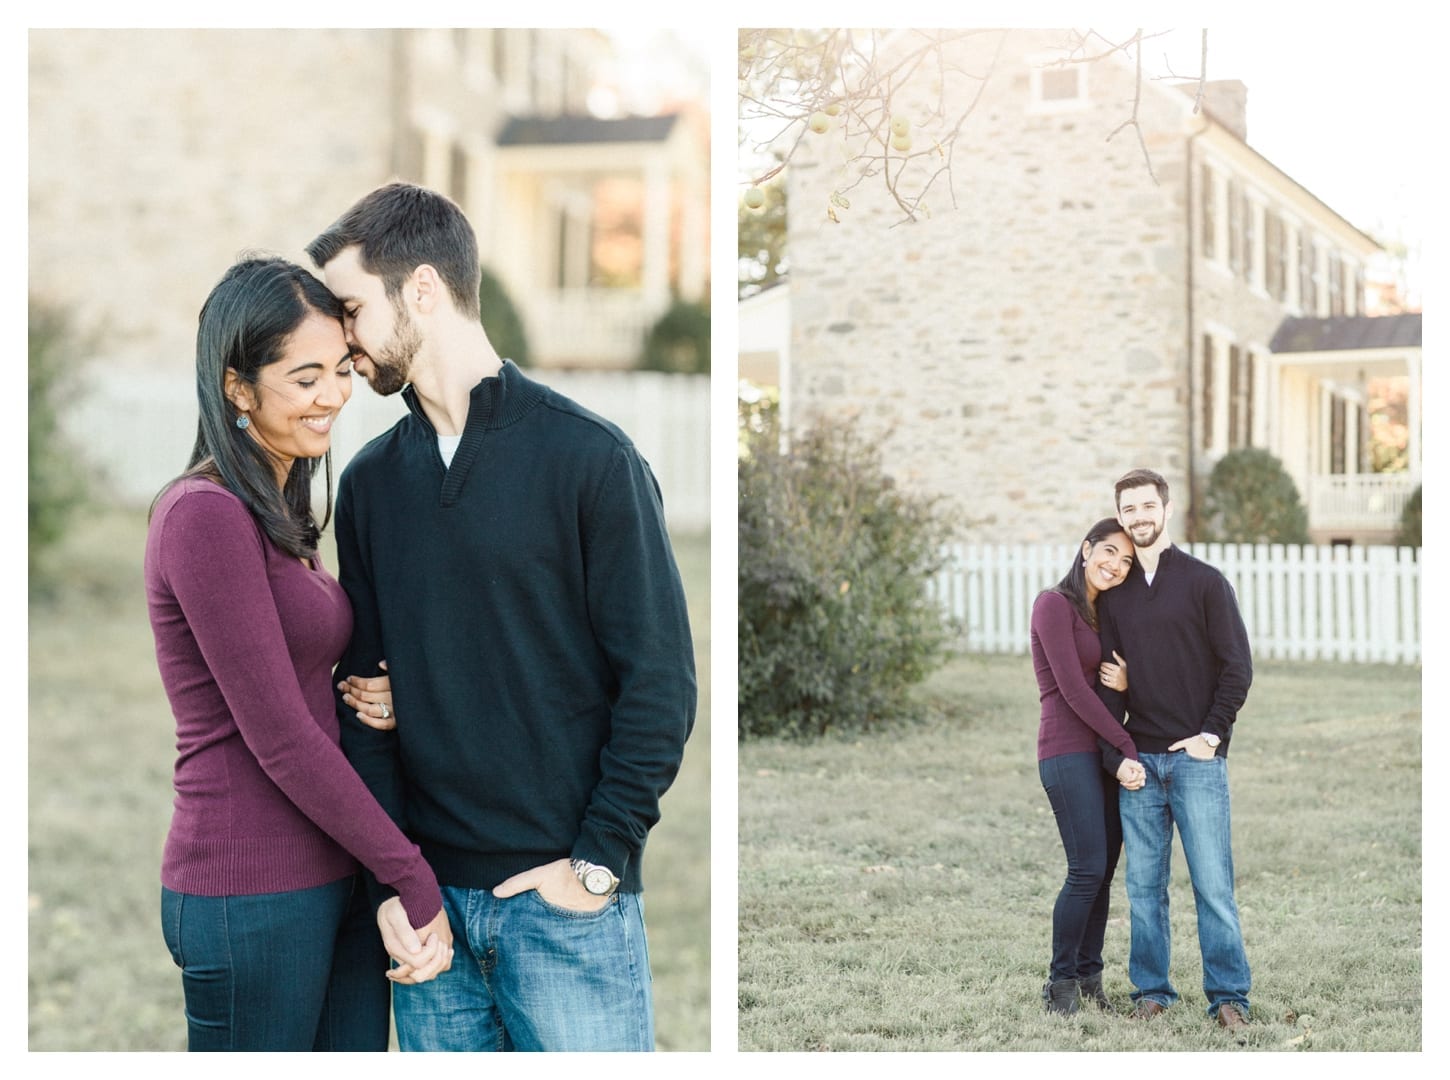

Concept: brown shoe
[[1129, 1000, 1166, 1020], [1216, 1002, 1249, 1032]]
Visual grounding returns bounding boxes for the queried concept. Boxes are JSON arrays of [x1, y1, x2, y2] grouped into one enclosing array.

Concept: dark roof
[[1270, 313, 1422, 354], [497, 114, 679, 147]]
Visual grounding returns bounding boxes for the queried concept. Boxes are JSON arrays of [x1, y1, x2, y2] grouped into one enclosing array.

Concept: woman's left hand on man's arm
[[1098, 650, 1128, 692], [338, 659, 395, 731]]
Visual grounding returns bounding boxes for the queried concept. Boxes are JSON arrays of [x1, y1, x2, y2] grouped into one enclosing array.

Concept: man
[[310, 182, 696, 1051], [1096, 468, 1253, 1032]]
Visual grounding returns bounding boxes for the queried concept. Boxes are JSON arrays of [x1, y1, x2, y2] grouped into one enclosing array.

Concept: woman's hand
[[338, 660, 395, 730], [1116, 758, 1145, 790], [1099, 649, 1128, 692]]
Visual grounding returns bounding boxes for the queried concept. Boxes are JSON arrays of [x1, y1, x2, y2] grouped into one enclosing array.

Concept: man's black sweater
[[333, 361, 696, 896], [1096, 544, 1252, 773]]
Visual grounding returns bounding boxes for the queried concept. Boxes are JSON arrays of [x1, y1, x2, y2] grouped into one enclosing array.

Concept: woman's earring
[[236, 414, 250, 430]]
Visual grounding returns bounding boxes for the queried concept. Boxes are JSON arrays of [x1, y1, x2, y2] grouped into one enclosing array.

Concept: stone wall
[[29, 29, 399, 378], [785, 30, 1200, 542]]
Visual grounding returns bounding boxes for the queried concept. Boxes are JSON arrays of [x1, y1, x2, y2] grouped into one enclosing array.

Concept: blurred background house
[[739, 28, 1420, 547], [30, 27, 709, 529]]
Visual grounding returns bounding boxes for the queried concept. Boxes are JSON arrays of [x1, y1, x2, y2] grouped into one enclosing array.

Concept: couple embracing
[[145, 183, 696, 1051], [1031, 469, 1253, 1032]]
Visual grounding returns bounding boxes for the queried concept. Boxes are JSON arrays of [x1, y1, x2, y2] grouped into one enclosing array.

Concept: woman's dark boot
[[1077, 974, 1113, 1011], [1042, 978, 1081, 1015]]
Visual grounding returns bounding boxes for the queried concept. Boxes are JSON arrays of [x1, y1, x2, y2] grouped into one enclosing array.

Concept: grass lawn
[[28, 503, 710, 1051], [739, 652, 1421, 1052]]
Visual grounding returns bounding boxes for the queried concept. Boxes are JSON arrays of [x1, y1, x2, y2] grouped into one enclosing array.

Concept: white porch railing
[[521, 289, 662, 366], [1307, 473, 1416, 532], [929, 542, 1421, 664]]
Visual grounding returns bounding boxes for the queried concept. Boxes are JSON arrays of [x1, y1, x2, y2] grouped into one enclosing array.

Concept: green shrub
[[739, 409, 956, 738], [1200, 448, 1310, 544], [29, 298, 90, 588], [1394, 485, 1421, 547], [639, 298, 709, 374], [479, 266, 530, 367]]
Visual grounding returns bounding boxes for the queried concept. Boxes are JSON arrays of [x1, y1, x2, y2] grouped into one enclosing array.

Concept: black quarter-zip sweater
[[1095, 544, 1252, 773], [332, 360, 696, 897]]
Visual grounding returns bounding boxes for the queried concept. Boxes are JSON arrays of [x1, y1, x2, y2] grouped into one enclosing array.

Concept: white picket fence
[[64, 367, 709, 533], [929, 542, 1421, 664]]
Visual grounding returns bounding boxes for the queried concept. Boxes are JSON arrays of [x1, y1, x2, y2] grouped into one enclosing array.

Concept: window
[[1298, 233, 1315, 313], [449, 143, 468, 207], [1327, 251, 1343, 316], [1041, 67, 1080, 101], [1228, 344, 1242, 448], [1242, 192, 1259, 289], [1028, 55, 1089, 111], [1228, 347, 1256, 449], [1201, 164, 1216, 258], [1227, 180, 1243, 275], [1265, 214, 1282, 299], [1202, 333, 1216, 450]]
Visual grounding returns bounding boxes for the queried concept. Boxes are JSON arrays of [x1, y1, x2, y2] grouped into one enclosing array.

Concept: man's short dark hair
[[1115, 468, 1170, 509], [306, 182, 482, 319]]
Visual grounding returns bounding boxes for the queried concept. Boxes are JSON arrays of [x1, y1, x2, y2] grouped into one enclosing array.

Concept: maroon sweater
[[145, 477, 441, 926], [1030, 591, 1138, 765]]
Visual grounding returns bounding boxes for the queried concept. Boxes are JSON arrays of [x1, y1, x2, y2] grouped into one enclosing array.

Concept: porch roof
[[1270, 313, 1422, 354], [497, 113, 679, 147]]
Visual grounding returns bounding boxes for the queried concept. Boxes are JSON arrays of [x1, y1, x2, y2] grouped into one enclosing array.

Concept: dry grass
[[739, 652, 1421, 1051]]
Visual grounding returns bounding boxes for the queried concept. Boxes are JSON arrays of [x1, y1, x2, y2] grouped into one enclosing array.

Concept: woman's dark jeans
[[161, 874, 389, 1051], [1039, 751, 1123, 983]]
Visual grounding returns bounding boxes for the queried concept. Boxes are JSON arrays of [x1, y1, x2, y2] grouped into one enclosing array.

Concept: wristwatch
[[1199, 732, 1221, 749], [571, 859, 620, 898]]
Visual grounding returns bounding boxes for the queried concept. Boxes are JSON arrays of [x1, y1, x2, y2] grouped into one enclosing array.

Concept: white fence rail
[[929, 542, 1421, 664], [65, 368, 709, 533]]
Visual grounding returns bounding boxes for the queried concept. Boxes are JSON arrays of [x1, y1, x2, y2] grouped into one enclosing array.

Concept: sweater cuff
[[572, 823, 632, 886]]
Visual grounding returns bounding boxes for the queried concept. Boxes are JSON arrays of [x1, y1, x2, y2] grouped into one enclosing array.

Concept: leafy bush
[[29, 298, 90, 588], [1395, 485, 1421, 547], [1200, 448, 1310, 544], [739, 408, 956, 738], [639, 298, 709, 374], [479, 266, 530, 367]]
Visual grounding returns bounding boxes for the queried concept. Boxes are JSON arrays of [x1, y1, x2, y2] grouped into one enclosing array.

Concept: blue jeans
[[160, 874, 389, 1051], [1119, 751, 1251, 1016], [1039, 752, 1122, 983], [392, 885, 654, 1051]]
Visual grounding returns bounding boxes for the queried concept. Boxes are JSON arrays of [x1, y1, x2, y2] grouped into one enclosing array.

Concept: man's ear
[[410, 264, 443, 315]]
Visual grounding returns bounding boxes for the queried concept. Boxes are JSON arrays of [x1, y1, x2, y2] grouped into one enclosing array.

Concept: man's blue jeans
[[1119, 751, 1251, 1017], [160, 874, 389, 1051], [391, 885, 654, 1051]]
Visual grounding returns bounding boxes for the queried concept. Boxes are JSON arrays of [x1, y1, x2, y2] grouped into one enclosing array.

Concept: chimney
[[1199, 79, 1248, 141]]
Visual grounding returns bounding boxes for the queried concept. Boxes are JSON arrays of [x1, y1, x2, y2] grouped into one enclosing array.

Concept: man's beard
[[1126, 519, 1163, 549], [365, 300, 422, 396]]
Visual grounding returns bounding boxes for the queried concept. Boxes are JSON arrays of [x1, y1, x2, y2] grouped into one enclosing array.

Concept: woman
[[145, 257, 450, 1051], [1030, 518, 1140, 1016]]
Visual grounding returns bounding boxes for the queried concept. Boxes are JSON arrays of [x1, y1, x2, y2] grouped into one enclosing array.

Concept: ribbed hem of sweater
[[161, 832, 359, 898], [419, 838, 645, 895]]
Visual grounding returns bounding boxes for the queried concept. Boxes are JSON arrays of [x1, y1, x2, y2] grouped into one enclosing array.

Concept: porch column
[[1407, 353, 1422, 485], [641, 156, 671, 310]]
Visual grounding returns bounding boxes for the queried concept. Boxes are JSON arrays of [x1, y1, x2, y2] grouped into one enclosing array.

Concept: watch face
[[584, 867, 613, 894]]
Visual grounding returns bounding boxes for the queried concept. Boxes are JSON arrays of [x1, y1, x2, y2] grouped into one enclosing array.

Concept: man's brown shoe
[[1129, 1000, 1166, 1020], [1216, 1002, 1249, 1032]]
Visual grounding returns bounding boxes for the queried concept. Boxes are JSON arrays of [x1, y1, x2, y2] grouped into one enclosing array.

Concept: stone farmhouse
[[740, 28, 1421, 545]]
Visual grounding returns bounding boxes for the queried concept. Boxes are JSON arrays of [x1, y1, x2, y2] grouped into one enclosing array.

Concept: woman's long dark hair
[[154, 256, 346, 558], [1043, 517, 1132, 629]]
